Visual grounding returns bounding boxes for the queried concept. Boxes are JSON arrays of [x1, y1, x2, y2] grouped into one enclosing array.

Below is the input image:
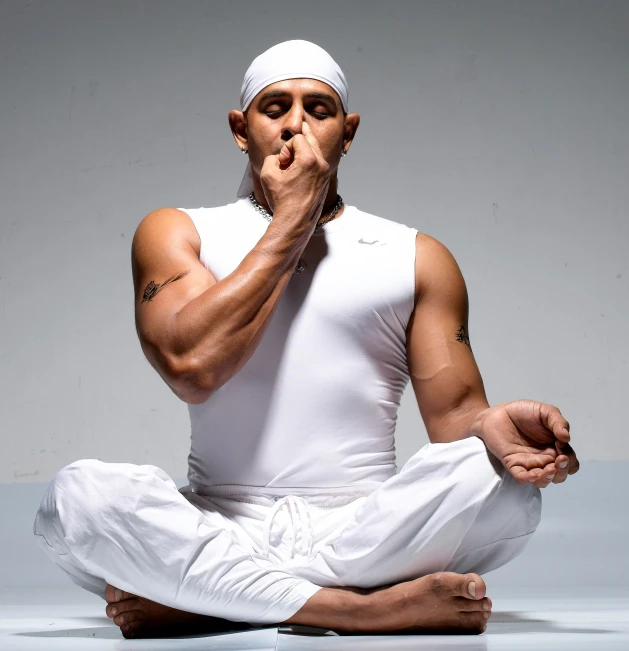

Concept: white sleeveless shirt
[[179, 198, 418, 495]]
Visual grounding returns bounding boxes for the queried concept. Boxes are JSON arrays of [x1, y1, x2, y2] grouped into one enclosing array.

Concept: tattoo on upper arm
[[455, 324, 471, 348], [141, 269, 191, 303]]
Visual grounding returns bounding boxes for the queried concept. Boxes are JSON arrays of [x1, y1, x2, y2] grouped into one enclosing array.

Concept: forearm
[[170, 215, 311, 401], [427, 403, 490, 444]]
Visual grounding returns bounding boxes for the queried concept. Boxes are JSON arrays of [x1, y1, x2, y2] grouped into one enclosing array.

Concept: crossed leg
[[34, 437, 540, 638]]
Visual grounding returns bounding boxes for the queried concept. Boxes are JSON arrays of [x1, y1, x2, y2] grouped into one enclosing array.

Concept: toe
[[429, 572, 486, 600], [105, 583, 131, 603], [104, 584, 117, 603], [456, 596, 492, 612], [459, 573, 486, 600], [107, 597, 142, 619], [460, 610, 488, 634], [121, 622, 135, 639], [105, 583, 136, 604], [114, 609, 142, 627]]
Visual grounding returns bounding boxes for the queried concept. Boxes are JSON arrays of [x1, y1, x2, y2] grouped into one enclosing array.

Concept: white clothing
[[180, 198, 417, 494], [237, 39, 349, 198], [240, 40, 348, 114], [33, 196, 541, 624], [34, 437, 541, 625]]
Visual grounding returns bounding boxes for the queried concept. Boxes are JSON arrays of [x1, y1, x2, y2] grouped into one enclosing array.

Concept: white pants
[[33, 436, 541, 625]]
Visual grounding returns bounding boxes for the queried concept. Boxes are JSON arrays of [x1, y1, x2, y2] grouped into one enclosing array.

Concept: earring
[[241, 146, 248, 154], [341, 150, 347, 157]]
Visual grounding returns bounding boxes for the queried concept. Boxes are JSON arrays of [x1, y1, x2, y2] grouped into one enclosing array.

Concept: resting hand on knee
[[472, 399, 580, 489]]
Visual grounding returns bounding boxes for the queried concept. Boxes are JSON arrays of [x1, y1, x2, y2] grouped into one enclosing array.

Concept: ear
[[342, 112, 360, 154], [228, 109, 248, 150]]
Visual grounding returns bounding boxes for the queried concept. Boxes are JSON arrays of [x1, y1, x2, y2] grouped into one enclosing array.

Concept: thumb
[[538, 402, 571, 445], [277, 140, 295, 167]]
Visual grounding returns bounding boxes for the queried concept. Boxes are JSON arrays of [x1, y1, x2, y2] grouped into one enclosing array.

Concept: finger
[[511, 462, 556, 485], [552, 454, 570, 484], [564, 444, 580, 475], [510, 466, 535, 484], [532, 465, 556, 488], [539, 403, 571, 444], [300, 120, 325, 159], [507, 450, 557, 473]]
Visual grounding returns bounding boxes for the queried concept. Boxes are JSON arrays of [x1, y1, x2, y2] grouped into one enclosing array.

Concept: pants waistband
[[182, 483, 378, 507]]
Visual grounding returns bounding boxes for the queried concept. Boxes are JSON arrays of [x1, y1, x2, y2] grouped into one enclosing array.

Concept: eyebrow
[[257, 90, 339, 107]]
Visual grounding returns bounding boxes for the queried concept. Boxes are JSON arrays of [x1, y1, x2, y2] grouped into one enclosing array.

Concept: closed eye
[[266, 110, 329, 119]]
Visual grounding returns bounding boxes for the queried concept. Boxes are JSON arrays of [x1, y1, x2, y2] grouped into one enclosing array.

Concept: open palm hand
[[478, 400, 580, 488]]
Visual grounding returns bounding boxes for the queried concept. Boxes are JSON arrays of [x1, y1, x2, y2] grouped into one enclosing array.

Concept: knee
[[34, 459, 124, 547], [440, 436, 505, 498], [493, 470, 543, 538], [51, 458, 109, 508], [512, 479, 542, 534], [457, 437, 543, 522], [34, 459, 100, 551]]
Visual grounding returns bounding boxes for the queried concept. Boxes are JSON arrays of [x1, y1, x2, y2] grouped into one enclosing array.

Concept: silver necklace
[[248, 192, 344, 274], [248, 192, 344, 233]]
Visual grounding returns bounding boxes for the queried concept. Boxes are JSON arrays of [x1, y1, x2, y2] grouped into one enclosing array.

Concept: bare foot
[[376, 571, 492, 634], [285, 572, 493, 634], [104, 583, 250, 639]]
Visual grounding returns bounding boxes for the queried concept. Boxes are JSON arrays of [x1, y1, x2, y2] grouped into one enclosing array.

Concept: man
[[34, 40, 579, 639]]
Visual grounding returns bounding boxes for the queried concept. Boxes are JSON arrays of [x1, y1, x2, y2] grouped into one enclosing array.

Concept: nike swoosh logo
[[358, 238, 379, 245]]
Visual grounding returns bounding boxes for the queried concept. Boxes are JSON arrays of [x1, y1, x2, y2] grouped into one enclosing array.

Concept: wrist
[[468, 406, 492, 441]]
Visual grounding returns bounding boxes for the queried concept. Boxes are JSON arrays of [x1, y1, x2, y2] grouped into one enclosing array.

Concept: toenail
[[119, 615, 124, 624], [483, 603, 489, 611], [468, 581, 476, 598], [115, 588, 122, 601], [483, 612, 489, 619], [111, 607, 117, 615]]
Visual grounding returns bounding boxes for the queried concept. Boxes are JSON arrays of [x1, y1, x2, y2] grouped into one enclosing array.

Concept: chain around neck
[[248, 192, 344, 233]]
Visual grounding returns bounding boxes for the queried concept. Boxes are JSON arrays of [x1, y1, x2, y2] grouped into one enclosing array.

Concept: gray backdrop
[[1, 0, 628, 488]]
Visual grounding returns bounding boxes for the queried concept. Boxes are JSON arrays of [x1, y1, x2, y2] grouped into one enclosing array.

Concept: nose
[[281, 104, 306, 140]]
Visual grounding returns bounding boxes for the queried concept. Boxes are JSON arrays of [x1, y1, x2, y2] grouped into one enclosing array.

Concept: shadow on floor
[[491, 611, 613, 635]]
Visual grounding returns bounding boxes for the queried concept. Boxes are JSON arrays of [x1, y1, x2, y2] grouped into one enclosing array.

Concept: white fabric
[[34, 437, 541, 624], [237, 39, 349, 198], [262, 496, 314, 560], [178, 198, 417, 493]]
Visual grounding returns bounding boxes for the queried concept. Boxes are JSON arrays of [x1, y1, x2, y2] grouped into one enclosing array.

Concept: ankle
[[283, 586, 374, 633]]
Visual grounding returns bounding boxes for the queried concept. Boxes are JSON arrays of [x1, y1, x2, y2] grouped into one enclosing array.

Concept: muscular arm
[[132, 207, 312, 404], [406, 234, 490, 443]]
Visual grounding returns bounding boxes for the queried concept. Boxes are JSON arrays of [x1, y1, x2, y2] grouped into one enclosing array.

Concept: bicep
[[132, 208, 217, 385], [406, 236, 489, 441]]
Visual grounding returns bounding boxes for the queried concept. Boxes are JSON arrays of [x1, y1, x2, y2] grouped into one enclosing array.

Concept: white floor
[[1, 586, 628, 650]]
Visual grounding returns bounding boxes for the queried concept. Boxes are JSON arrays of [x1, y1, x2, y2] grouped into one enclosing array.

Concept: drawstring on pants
[[262, 495, 313, 560]]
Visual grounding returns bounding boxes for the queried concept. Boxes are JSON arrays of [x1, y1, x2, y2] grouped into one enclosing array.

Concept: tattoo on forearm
[[141, 269, 191, 303], [455, 324, 471, 348]]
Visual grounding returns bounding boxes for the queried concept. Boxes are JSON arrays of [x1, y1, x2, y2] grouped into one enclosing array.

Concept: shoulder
[[132, 207, 202, 258], [351, 206, 416, 238], [413, 233, 467, 305]]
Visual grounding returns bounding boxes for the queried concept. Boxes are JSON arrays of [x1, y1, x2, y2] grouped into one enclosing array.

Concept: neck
[[250, 176, 344, 225]]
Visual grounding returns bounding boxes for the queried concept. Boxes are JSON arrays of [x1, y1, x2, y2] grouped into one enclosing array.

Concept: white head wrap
[[236, 39, 349, 198]]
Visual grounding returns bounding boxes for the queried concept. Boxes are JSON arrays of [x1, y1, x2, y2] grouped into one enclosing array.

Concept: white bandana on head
[[236, 39, 349, 198]]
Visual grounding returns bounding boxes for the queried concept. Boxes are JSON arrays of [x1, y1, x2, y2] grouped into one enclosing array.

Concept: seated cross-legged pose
[[34, 40, 579, 639]]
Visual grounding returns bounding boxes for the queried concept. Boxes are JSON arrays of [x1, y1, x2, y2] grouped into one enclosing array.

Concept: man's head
[[229, 40, 360, 198]]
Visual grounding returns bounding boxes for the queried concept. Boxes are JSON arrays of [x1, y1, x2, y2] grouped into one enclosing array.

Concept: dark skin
[[110, 79, 578, 638], [228, 78, 360, 223]]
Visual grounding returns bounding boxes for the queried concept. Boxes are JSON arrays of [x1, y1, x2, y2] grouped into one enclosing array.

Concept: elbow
[[168, 353, 217, 405]]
